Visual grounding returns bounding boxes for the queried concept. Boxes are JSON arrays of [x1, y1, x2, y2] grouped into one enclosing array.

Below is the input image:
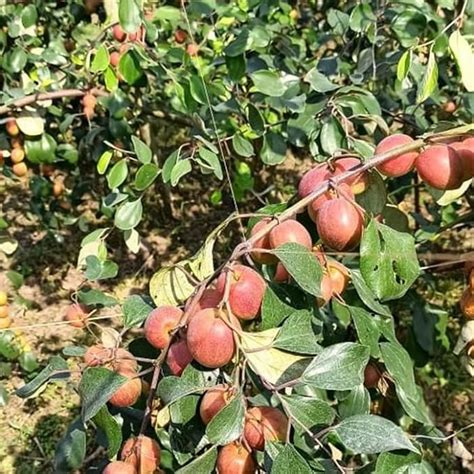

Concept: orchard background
[[0, 0, 474, 473]]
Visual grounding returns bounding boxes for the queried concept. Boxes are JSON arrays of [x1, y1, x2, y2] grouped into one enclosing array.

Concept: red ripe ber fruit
[[192, 287, 223, 315], [64, 303, 89, 328], [199, 384, 232, 424], [175, 29, 187, 44], [187, 43, 199, 56], [450, 138, 474, 180], [121, 435, 161, 474], [186, 308, 235, 368], [244, 406, 289, 451], [110, 51, 121, 67], [327, 260, 350, 296], [144, 306, 183, 349], [216, 442, 256, 474], [364, 363, 381, 388], [109, 370, 141, 408], [273, 262, 290, 283], [216, 265, 266, 320], [298, 164, 330, 198], [103, 461, 137, 474], [333, 157, 368, 194], [416, 145, 464, 190], [269, 219, 312, 250], [166, 339, 193, 376], [112, 24, 126, 42], [316, 198, 363, 251], [308, 183, 354, 219], [375, 134, 418, 177], [250, 217, 278, 265]]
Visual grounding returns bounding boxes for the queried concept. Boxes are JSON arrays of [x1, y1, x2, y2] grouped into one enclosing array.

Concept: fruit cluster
[[0, 290, 11, 329], [2, 119, 27, 177], [95, 132, 474, 471]]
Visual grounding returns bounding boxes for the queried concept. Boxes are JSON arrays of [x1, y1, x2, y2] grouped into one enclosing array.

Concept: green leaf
[[119, 50, 143, 85], [91, 45, 110, 73], [337, 385, 370, 419], [272, 444, 313, 474], [21, 5, 37, 27], [360, 220, 420, 301], [176, 447, 217, 474], [134, 163, 160, 190], [224, 28, 250, 56], [105, 66, 119, 91], [84, 255, 118, 281], [119, 0, 141, 33], [79, 367, 127, 422], [97, 151, 113, 175], [131, 136, 152, 164], [349, 306, 381, 357], [114, 199, 143, 230], [19, 351, 38, 372], [375, 452, 421, 473], [7, 47, 27, 73], [198, 148, 223, 180], [351, 270, 391, 316], [122, 295, 153, 328], [226, 55, 246, 82], [261, 283, 307, 330], [206, 394, 245, 445], [274, 311, 321, 355], [247, 104, 265, 135], [171, 159, 192, 186], [54, 419, 86, 472], [379, 342, 432, 425], [281, 394, 335, 430], [232, 134, 254, 157], [78, 289, 117, 307], [260, 132, 287, 165], [124, 228, 140, 253], [93, 405, 122, 457], [25, 134, 57, 164], [417, 50, 438, 104], [397, 50, 412, 82], [107, 159, 128, 189], [302, 342, 370, 390], [16, 356, 69, 398], [272, 243, 323, 297], [158, 365, 218, 405], [320, 117, 345, 155], [6, 270, 23, 289], [334, 415, 418, 454], [449, 30, 474, 92], [251, 70, 287, 97], [355, 171, 387, 216], [305, 67, 339, 93]]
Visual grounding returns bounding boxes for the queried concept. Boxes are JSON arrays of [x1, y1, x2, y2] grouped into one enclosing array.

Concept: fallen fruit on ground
[[64, 303, 89, 328]]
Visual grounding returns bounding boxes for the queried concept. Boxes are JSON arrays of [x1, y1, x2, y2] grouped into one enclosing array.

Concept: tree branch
[[0, 88, 108, 115]]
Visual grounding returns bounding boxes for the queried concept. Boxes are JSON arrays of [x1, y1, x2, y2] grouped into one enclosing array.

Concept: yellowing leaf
[[16, 115, 45, 136], [149, 264, 195, 307], [240, 330, 307, 385], [449, 30, 474, 92], [0, 236, 18, 255], [155, 405, 171, 428], [436, 178, 472, 206]]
